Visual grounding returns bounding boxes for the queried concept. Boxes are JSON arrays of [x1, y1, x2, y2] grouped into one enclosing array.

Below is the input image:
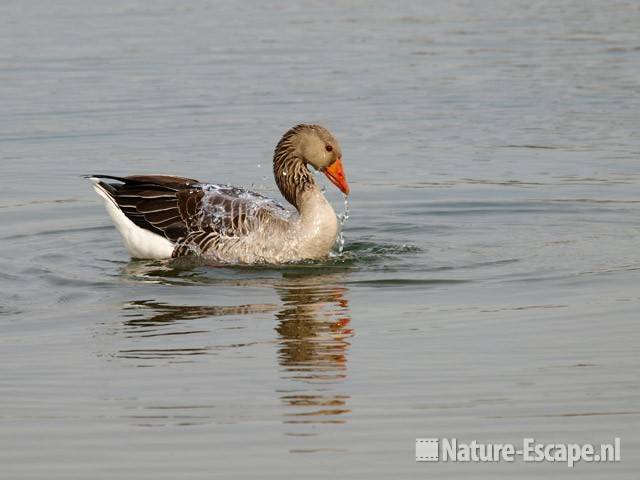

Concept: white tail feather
[[90, 178, 174, 259]]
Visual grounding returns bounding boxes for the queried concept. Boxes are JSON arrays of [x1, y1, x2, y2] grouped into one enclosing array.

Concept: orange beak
[[323, 158, 350, 195]]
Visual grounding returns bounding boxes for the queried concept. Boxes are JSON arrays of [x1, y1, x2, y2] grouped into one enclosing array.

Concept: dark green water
[[1, 1, 639, 478]]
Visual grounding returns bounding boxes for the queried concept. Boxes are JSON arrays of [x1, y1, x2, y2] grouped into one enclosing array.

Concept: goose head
[[273, 125, 350, 207], [297, 125, 349, 195]]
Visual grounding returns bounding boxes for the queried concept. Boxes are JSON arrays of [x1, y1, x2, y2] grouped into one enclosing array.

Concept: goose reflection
[[101, 261, 353, 428], [113, 300, 277, 360], [275, 274, 353, 426]]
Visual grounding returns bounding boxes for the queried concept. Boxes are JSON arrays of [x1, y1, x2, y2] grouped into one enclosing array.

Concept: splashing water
[[335, 194, 350, 255], [198, 183, 291, 236]]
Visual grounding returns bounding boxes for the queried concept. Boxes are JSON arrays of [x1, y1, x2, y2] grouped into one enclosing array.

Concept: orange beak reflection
[[323, 158, 350, 195]]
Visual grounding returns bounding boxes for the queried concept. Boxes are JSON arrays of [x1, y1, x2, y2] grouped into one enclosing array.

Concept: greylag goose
[[89, 124, 349, 264]]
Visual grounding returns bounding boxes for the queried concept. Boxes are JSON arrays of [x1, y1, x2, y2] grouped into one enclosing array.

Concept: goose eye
[[325, 144, 333, 152]]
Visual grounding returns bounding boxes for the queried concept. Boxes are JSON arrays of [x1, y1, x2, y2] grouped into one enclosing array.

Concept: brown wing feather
[[93, 175, 196, 240], [93, 175, 291, 256]]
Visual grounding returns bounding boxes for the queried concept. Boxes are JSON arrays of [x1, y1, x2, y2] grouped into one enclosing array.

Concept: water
[[336, 195, 350, 255], [1, 1, 639, 478]]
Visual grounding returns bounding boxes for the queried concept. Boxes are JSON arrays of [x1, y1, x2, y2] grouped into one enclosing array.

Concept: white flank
[[90, 178, 174, 259]]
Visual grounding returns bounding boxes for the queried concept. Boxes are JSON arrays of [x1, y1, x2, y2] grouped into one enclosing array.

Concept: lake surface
[[1, 1, 639, 478]]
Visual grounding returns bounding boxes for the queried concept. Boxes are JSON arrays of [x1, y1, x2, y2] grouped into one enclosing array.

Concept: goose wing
[[91, 175, 291, 256]]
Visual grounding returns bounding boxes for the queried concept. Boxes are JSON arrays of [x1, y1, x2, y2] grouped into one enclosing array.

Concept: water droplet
[[336, 194, 350, 255]]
